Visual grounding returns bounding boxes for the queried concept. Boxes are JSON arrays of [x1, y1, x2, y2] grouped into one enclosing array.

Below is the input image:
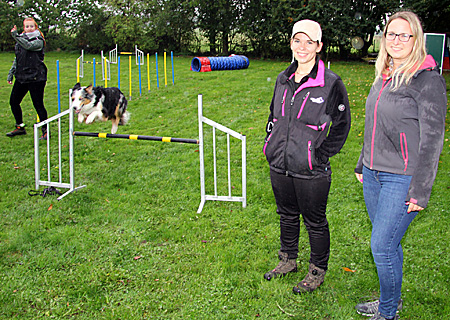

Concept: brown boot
[[264, 251, 297, 281], [293, 263, 326, 293]]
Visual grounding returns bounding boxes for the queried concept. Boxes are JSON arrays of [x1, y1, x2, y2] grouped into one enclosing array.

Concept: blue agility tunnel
[[191, 55, 250, 72]]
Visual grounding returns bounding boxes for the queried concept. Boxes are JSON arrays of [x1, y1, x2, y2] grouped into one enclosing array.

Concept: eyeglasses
[[385, 32, 413, 42]]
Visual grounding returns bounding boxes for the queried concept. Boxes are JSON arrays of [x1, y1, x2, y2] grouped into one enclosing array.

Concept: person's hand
[[7, 81, 12, 85], [406, 202, 424, 213], [355, 173, 363, 183], [11, 25, 17, 33]]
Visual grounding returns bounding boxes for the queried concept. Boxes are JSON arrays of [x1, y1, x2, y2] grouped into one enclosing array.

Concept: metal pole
[[197, 94, 206, 213]]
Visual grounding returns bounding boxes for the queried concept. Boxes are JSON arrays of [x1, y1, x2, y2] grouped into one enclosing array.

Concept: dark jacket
[[355, 55, 447, 208], [263, 59, 351, 179], [7, 30, 47, 83]]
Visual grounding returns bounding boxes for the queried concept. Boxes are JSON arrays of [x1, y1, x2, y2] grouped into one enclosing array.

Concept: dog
[[71, 83, 130, 134]]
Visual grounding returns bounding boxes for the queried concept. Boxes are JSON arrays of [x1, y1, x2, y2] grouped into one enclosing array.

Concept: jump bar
[[73, 131, 199, 144]]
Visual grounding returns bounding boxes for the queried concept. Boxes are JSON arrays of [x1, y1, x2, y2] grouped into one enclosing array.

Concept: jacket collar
[[281, 58, 325, 88], [383, 54, 440, 81]]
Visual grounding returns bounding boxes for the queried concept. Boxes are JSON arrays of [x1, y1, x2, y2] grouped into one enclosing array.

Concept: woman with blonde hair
[[6, 17, 48, 139], [354, 10, 447, 320]]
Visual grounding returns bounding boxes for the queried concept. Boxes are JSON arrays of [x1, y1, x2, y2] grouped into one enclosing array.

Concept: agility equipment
[[76, 50, 110, 84], [73, 131, 199, 144], [33, 94, 246, 213], [191, 55, 249, 72], [109, 44, 144, 66]]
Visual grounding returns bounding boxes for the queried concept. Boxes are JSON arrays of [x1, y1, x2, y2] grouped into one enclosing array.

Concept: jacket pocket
[[263, 133, 272, 156], [400, 132, 408, 172]]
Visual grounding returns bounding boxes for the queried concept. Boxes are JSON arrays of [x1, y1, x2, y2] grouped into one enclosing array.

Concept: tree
[[402, 0, 450, 33], [196, 0, 245, 55], [239, 0, 299, 58]]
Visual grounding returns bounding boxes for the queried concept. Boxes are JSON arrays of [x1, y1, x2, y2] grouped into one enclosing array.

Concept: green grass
[[1, 52, 450, 319]]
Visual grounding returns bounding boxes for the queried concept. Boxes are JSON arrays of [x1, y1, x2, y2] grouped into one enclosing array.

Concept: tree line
[[1, 0, 448, 58]]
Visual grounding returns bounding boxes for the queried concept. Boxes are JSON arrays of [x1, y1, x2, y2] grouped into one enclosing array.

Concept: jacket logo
[[310, 97, 324, 104]]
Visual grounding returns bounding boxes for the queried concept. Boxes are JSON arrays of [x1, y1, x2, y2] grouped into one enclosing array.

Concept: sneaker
[[264, 251, 297, 281], [39, 127, 48, 140], [6, 124, 26, 137], [356, 299, 403, 317], [39, 131, 48, 140], [369, 312, 399, 320], [292, 263, 326, 294]]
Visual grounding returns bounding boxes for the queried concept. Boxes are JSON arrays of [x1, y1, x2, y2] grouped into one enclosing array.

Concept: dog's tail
[[119, 111, 130, 126]]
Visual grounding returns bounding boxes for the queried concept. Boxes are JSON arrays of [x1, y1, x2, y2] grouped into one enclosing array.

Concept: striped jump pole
[[73, 131, 199, 144]]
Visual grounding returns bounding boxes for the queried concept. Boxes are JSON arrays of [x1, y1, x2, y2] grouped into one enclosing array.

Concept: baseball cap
[[291, 20, 322, 42]]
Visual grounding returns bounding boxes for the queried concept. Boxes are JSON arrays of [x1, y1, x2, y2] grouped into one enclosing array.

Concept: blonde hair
[[375, 11, 427, 89], [23, 17, 46, 46]]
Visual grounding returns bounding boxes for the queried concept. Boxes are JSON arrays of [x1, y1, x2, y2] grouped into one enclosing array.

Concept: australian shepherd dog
[[71, 83, 130, 134]]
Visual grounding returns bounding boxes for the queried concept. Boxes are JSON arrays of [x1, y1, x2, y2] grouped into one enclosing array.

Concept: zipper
[[370, 78, 392, 169], [263, 133, 272, 155], [308, 140, 313, 170], [281, 89, 287, 117], [400, 132, 408, 172], [297, 92, 311, 119], [283, 80, 296, 170]]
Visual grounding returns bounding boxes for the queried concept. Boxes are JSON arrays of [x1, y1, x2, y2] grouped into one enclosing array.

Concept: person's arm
[[11, 30, 44, 51], [406, 72, 447, 209], [315, 79, 351, 160], [354, 147, 364, 183], [265, 82, 278, 140], [7, 58, 16, 83]]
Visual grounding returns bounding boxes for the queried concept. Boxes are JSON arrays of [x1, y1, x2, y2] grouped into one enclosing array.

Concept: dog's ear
[[73, 82, 81, 90], [85, 84, 93, 94]]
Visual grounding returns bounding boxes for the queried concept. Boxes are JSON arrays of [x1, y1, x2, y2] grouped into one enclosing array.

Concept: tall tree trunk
[[209, 34, 216, 55], [222, 32, 229, 56]]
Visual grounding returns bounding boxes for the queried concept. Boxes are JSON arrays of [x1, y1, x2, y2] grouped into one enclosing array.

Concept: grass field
[[0, 51, 449, 319]]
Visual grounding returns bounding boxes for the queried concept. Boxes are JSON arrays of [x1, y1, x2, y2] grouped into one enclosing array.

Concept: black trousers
[[10, 80, 47, 125], [270, 170, 331, 270]]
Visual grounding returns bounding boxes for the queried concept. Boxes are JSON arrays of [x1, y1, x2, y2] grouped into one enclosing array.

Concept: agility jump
[[33, 94, 246, 213], [73, 131, 199, 144]]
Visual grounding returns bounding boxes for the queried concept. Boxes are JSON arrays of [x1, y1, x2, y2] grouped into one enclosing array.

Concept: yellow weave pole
[[104, 57, 108, 88], [164, 51, 167, 87], [129, 56, 132, 100], [147, 53, 150, 92], [77, 59, 80, 83]]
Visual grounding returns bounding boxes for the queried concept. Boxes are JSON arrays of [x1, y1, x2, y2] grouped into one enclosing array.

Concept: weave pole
[[73, 131, 199, 144]]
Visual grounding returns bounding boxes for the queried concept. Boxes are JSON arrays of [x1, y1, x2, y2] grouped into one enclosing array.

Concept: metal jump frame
[[109, 44, 144, 66], [33, 94, 246, 213]]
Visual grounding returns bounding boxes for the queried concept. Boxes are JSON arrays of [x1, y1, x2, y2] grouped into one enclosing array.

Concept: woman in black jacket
[[6, 17, 48, 139], [263, 19, 351, 293]]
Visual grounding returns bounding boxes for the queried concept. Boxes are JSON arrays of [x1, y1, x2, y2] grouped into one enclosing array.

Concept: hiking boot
[[264, 251, 297, 281], [356, 299, 403, 317], [368, 312, 399, 320], [292, 263, 326, 293], [6, 124, 26, 137]]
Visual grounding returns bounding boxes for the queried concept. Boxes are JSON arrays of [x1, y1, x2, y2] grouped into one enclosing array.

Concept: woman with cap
[[354, 11, 446, 320], [263, 19, 351, 293]]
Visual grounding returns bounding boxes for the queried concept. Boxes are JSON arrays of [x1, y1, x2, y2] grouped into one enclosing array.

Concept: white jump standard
[[33, 94, 246, 213]]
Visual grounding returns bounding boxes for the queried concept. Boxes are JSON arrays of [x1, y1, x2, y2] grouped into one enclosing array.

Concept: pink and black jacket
[[355, 55, 447, 208], [264, 59, 351, 178]]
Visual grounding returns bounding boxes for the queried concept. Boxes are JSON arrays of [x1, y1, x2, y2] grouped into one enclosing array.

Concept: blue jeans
[[362, 166, 418, 319]]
